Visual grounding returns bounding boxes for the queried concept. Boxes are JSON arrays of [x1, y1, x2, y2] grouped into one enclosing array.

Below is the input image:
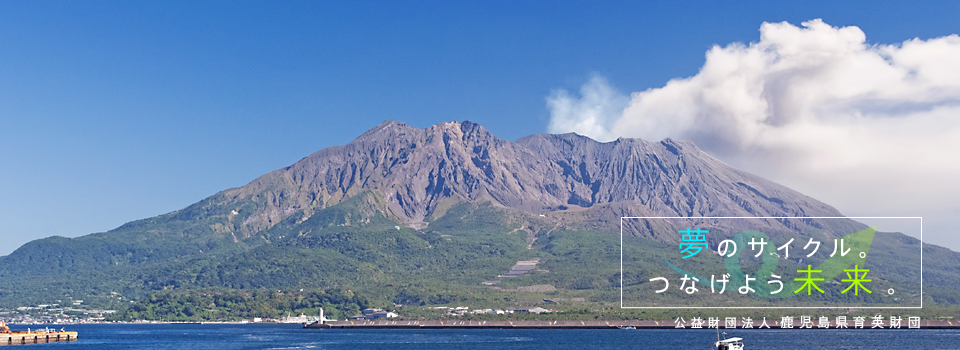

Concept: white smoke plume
[[547, 19, 960, 249], [546, 75, 627, 141]]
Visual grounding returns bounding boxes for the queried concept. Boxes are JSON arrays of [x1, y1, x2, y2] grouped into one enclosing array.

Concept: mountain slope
[[0, 120, 953, 309], [228, 120, 845, 229]]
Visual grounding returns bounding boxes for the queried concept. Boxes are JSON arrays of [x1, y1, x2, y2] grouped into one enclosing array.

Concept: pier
[[0, 330, 78, 346]]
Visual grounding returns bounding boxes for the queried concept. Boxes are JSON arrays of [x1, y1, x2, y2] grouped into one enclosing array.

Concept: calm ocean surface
[[16, 323, 960, 349]]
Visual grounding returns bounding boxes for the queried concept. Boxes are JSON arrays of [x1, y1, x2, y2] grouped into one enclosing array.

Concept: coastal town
[[0, 300, 117, 324], [0, 299, 557, 325]]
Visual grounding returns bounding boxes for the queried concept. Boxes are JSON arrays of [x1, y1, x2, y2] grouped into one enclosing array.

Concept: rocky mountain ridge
[[0, 119, 951, 310], [204, 120, 842, 239]]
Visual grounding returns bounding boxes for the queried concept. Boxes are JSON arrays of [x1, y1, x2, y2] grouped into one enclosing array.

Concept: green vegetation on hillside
[[1, 191, 958, 320], [113, 289, 368, 322]]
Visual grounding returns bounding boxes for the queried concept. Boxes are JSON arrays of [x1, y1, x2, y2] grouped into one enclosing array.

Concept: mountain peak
[[423, 120, 496, 143], [0, 119, 934, 310], [217, 120, 843, 237], [352, 120, 418, 142]]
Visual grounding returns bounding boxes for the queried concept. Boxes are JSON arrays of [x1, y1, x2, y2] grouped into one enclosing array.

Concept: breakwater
[[0, 330, 78, 346]]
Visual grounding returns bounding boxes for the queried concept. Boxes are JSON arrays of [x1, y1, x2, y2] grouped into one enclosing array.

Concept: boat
[[0, 322, 78, 345], [714, 329, 743, 350], [283, 308, 331, 325], [280, 313, 320, 324], [715, 337, 744, 350]]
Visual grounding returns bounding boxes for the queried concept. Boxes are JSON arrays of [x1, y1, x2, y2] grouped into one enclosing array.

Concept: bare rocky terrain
[[208, 120, 847, 241], [0, 120, 947, 309]]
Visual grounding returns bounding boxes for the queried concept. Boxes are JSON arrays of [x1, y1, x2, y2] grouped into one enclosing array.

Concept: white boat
[[715, 337, 744, 350], [284, 308, 332, 325], [280, 313, 320, 324]]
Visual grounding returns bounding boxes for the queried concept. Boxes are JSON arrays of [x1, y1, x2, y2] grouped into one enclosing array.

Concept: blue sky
[[1, 1, 959, 255]]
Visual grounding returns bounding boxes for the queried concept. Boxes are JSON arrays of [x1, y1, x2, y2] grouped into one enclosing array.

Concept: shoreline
[[305, 319, 960, 329], [9, 319, 959, 330]]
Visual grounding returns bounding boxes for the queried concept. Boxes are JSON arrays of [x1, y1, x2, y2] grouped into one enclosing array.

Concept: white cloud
[[548, 19, 960, 249], [546, 75, 627, 141]]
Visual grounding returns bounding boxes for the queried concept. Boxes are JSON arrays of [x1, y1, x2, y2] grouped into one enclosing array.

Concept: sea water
[[20, 323, 960, 349]]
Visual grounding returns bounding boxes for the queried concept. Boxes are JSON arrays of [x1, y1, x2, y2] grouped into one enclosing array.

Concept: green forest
[[114, 289, 368, 322], [2, 192, 959, 321]]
